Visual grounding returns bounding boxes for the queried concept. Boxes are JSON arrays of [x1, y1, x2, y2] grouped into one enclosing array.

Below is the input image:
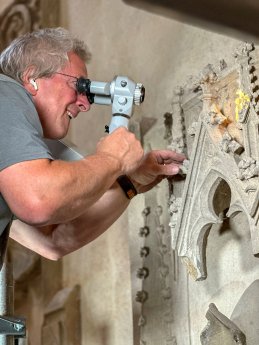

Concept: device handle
[[108, 115, 129, 133]]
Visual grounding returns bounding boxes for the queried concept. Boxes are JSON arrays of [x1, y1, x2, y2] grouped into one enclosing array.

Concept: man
[[0, 27, 184, 260]]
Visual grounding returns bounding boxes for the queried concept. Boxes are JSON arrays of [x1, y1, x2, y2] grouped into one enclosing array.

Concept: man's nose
[[76, 93, 91, 112]]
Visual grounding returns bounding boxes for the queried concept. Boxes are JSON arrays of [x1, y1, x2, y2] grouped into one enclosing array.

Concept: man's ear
[[29, 79, 38, 91], [22, 67, 38, 95]]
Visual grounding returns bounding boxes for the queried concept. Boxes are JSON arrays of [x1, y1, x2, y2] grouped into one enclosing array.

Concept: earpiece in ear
[[29, 79, 38, 91]]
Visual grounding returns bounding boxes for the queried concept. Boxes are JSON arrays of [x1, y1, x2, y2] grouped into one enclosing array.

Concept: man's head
[[0, 28, 92, 139], [0, 27, 91, 83]]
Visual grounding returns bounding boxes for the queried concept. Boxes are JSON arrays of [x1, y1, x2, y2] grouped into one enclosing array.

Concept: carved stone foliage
[[0, 0, 60, 52], [167, 43, 259, 281]]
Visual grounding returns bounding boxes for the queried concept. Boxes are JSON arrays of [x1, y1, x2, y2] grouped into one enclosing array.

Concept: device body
[[76, 75, 145, 132]]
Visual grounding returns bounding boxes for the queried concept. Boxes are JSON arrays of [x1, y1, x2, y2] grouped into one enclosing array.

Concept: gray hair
[[0, 27, 91, 83]]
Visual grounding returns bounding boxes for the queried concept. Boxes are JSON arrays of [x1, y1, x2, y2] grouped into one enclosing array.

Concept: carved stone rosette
[[136, 200, 175, 345], [168, 43, 259, 281]]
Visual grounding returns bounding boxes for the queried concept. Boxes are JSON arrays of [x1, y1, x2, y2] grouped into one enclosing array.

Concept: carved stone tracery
[[167, 43, 259, 281]]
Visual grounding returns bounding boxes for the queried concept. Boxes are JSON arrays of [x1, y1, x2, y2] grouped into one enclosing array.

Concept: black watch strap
[[117, 175, 138, 200]]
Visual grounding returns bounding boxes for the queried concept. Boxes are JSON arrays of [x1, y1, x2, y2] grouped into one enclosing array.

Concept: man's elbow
[[13, 197, 59, 226], [43, 249, 64, 261], [32, 244, 68, 261], [10, 220, 71, 261]]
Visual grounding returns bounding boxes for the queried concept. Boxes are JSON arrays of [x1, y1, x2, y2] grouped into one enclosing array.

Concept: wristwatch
[[117, 175, 138, 199]]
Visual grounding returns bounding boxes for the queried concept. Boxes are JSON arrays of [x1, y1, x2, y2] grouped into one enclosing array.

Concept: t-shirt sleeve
[[0, 80, 53, 171]]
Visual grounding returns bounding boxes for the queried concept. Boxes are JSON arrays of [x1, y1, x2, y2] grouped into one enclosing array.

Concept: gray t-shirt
[[0, 74, 54, 235]]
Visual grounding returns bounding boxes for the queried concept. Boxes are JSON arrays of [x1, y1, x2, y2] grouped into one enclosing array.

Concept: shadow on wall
[[123, 0, 259, 42]]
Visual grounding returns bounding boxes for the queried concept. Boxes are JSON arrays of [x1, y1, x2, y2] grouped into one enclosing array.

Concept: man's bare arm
[[10, 181, 129, 260], [0, 128, 143, 226], [9, 150, 185, 260]]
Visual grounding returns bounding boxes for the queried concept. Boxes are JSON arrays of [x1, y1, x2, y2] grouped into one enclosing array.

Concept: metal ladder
[[0, 226, 26, 345]]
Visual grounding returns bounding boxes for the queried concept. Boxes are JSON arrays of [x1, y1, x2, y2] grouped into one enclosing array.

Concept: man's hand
[[128, 150, 185, 193], [96, 127, 144, 174]]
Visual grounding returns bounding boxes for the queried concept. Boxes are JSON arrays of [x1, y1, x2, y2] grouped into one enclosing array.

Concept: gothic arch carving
[[167, 43, 259, 281]]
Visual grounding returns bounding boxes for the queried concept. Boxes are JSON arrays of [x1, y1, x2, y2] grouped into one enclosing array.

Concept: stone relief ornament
[[135, 206, 150, 345], [231, 280, 259, 343], [0, 0, 60, 52], [200, 303, 246, 345], [136, 201, 175, 345], [0, 0, 40, 51], [167, 43, 259, 281], [200, 280, 259, 344]]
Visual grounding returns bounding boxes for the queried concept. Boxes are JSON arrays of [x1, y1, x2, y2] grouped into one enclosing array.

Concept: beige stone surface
[[0, 0, 12, 12], [62, 213, 133, 345]]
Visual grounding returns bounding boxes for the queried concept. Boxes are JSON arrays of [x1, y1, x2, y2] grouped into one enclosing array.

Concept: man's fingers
[[158, 163, 181, 175], [154, 150, 186, 164]]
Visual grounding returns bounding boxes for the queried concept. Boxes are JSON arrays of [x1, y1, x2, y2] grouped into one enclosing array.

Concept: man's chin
[[43, 128, 68, 140]]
